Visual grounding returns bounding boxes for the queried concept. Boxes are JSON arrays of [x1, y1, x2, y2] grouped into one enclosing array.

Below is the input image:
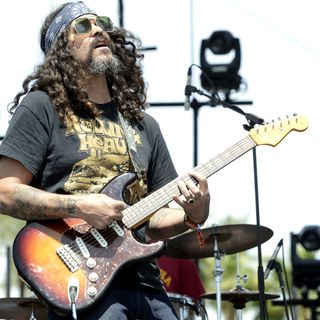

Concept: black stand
[[118, 0, 124, 27], [185, 85, 268, 320], [252, 147, 267, 320], [273, 261, 291, 319]]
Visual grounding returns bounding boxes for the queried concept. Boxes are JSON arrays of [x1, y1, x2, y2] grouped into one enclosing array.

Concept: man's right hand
[[71, 193, 126, 229]]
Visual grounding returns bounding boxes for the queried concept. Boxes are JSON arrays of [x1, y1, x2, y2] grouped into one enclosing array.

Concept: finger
[[114, 211, 123, 220], [177, 180, 194, 203], [113, 200, 128, 211], [184, 177, 202, 201], [185, 181, 202, 198], [172, 195, 188, 207], [188, 170, 208, 193], [193, 190, 202, 199], [172, 195, 196, 208]]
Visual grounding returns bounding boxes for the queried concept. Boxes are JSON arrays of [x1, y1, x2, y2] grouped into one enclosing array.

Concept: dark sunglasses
[[72, 16, 114, 34]]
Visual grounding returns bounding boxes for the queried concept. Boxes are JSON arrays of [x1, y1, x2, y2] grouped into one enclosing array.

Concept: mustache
[[85, 35, 110, 65], [91, 34, 113, 51]]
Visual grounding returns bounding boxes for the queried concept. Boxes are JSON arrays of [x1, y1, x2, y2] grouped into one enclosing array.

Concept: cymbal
[[0, 297, 48, 319], [165, 224, 273, 259], [200, 287, 279, 309]]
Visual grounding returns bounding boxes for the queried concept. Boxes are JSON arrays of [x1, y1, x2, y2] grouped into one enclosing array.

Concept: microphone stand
[[187, 85, 267, 320], [271, 261, 291, 320]]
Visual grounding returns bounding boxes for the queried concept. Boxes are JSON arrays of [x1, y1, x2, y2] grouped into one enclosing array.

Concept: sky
[[1, 0, 320, 305]]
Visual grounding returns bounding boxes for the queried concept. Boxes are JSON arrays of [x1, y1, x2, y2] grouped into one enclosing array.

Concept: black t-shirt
[[0, 91, 178, 290]]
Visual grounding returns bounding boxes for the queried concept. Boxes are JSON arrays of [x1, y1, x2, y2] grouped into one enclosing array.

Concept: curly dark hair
[[9, 3, 147, 122]]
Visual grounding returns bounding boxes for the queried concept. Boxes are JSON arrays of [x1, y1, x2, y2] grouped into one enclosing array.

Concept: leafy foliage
[[0, 215, 26, 297]]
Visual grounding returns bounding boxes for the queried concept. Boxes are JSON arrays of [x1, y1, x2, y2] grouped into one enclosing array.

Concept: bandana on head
[[44, 1, 96, 53]]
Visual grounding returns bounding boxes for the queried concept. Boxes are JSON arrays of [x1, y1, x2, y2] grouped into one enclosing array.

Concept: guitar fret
[[195, 137, 255, 178], [123, 179, 179, 228]]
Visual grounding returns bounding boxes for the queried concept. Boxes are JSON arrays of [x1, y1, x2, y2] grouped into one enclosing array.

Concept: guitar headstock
[[249, 115, 309, 147]]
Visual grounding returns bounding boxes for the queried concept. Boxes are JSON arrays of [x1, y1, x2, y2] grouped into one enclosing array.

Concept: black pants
[[48, 286, 178, 320]]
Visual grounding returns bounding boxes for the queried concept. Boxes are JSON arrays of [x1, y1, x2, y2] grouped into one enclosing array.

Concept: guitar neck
[[122, 135, 256, 228]]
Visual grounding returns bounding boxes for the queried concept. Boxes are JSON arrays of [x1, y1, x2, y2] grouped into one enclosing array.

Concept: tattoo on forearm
[[12, 186, 49, 220], [149, 209, 185, 239], [67, 198, 77, 216], [1, 185, 73, 221]]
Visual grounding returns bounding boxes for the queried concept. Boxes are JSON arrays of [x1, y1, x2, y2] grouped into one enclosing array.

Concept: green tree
[[0, 215, 26, 297]]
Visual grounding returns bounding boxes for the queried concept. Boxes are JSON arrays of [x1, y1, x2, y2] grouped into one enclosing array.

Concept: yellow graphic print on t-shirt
[[64, 115, 142, 195], [159, 268, 172, 288]]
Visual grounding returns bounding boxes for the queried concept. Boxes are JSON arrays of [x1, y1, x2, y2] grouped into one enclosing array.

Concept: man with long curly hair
[[0, 1, 210, 319]]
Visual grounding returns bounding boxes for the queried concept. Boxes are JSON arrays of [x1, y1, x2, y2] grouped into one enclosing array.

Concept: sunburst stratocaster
[[13, 115, 308, 314]]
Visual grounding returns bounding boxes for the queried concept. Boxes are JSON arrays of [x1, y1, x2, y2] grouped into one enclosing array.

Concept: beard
[[87, 54, 122, 76]]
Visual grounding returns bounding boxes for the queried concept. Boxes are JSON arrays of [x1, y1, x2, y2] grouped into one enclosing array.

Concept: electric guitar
[[13, 115, 308, 314]]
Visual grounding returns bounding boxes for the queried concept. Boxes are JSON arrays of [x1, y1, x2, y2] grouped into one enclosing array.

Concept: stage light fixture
[[291, 225, 320, 290], [200, 30, 242, 95], [298, 225, 320, 251]]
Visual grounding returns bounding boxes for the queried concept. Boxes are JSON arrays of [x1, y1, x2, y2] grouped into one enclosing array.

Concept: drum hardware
[[213, 237, 224, 320], [164, 224, 273, 259], [234, 252, 247, 320], [167, 293, 206, 320], [200, 252, 279, 320], [235, 253, 248, 287], [201, 254, 279, 320], [0, 297, 48, 319], [200, 287, 279, 310]]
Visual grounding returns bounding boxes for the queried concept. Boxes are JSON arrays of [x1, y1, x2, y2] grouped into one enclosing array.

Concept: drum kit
[[164, 224, 280, 320]]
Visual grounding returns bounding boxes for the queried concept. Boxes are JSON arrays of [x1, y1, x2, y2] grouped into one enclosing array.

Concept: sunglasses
[[72, 16, 114, 34]]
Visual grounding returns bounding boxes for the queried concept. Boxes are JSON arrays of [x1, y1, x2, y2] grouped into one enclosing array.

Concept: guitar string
[[122, 137, 254, 226], [62, 136, 256, 259]]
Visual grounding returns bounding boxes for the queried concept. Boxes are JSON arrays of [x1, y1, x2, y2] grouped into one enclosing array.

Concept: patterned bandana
[[44, 1, 96, 53]]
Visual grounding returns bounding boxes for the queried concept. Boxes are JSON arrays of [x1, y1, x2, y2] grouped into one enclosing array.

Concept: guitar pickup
[[90, 228, 108, 247], [110, 221, 124, 237], [76, 237, 90, 258]]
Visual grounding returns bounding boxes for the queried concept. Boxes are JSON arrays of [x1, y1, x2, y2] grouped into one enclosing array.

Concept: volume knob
[[87, 286, 97, 297], [88, 272, 99, 283], [86, 258, 96, 269]]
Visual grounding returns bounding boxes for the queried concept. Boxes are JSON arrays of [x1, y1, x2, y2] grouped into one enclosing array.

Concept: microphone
[[264, 238, 283, 280], [184, 66, 192, 111]]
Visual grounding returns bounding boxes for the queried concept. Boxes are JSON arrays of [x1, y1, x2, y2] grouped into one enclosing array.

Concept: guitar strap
[[118, 112, 148, 193]]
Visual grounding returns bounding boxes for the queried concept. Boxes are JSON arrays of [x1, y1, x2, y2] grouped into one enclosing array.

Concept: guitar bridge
[[56, 244, 81, 272]]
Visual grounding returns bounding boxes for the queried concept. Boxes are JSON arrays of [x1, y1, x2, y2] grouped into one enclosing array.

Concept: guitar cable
[[68, 277, 79, 320], [69, 286, 78, 320]]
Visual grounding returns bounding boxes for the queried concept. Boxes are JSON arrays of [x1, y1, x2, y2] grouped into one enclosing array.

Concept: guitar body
[[13, 173, 164, 314]]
